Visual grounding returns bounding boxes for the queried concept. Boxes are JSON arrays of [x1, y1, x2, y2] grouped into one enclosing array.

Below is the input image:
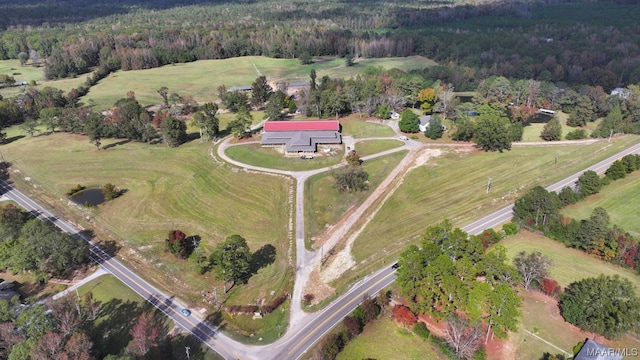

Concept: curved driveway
[[4, 123, 639, 360]]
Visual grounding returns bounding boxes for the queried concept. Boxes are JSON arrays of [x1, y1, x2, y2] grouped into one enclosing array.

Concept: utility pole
[[486, 177, 492, 194], [608, 128, 614, 143], [185, 346, 191, 360]]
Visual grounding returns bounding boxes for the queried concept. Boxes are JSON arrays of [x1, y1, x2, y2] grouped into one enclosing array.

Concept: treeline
[[1, 0, 639, 89], [513, 155, 640, 271]]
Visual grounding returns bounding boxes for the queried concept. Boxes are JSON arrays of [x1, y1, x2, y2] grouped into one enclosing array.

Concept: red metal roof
[[263, 120, 339, 132]]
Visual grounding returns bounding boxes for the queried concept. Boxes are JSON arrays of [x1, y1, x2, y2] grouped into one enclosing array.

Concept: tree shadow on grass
[[2, 135, 24, 145], [249, 244, 276, 275], [101, 139, 130, 150], [90, 298, 143, 358]]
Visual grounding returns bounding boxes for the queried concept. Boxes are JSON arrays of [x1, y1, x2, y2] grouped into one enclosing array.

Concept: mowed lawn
[[353, 139, 404, 157], [501, 231, 640, 292], [340, 116, 396, 138], [337, 137, 640, 286], [1, 128, 291, 308], [562, 171, 640, 236], [337, 316, 445, 360], [521, 111, 601, 142], [305, 151, 408, 242], [78, 274, 223, 360], [512, 291, 640, 360], [225, 143, 344, 171]]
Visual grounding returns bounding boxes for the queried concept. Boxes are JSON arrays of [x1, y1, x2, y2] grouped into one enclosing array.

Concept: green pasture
[[513, 291, 639, 360], [0, 59, 89, 98], [225, 143, 343, 171], [520, 111, 601, 142], [562, 171, 640, 236], [340, 116, 396, 138], [352, 139, 404, 157], [0, 60, 42, 83], [337, 316, 444, 360], [305, 151, 408, 243], [1, 127, 292, 310], [501, 231, 640, 292], [0, 55, 434, 110], [331, 137, 640, 288], [77, 274, 223, 360]]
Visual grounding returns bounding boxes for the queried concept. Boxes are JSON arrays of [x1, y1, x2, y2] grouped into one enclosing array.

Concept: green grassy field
[[562, 171, 640, 236], [331, 136, 640, 287], [305, 151, 408, 242], [1, 56, 434, 110], [78, 274, 224, 360], [1, 127, 291, 311], [337, 316, 445, 360], [513, 291, 639, 360], [225, 143, 343, 171], [340, 116, 396, 138], [353, 139, 404, 157], [520, 112, 601, 142], [501, 231, 640, 292], [0, 59, 89, 98]]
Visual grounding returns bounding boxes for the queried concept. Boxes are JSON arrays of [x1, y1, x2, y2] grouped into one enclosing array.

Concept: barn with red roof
[[261, 120, 341, 154]]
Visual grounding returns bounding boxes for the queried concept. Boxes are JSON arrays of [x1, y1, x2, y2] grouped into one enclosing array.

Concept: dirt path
[[317, 148, 442, 286]]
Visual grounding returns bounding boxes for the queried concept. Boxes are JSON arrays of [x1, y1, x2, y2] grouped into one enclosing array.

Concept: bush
[[343, 316, 363, 337], [303, 294, 314, 303], [392, 305, 417, 327], [605, 160, 626, 181], [502, 222, 519, 236], [413, 322, 430, 339], [559, 186, 581, 206], [477, 228, 502, 250], [261, 294, 288, 314], [66, 184, 85, 196], [565, 129, 587, 140], [540, 278, 562, 298]]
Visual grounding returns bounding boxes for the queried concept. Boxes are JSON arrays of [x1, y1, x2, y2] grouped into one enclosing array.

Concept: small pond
[[70, 188, 105, 206]]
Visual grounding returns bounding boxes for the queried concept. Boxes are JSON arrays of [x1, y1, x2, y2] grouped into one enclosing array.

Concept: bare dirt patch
[[318, 148, 442, 286], [303, 268, 334, 305]]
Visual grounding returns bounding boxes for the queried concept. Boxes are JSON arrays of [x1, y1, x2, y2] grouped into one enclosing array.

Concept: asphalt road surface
[[1, 139, 639, 360]]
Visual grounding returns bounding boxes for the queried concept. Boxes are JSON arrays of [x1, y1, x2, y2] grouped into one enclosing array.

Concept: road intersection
[[2, 125, 639, 359]]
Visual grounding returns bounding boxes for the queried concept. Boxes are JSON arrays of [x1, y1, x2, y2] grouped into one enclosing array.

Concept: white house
[[419, 115, 431, 132]]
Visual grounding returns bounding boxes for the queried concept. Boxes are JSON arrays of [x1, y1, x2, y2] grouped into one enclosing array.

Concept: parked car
[[398, 136, 409, 141]]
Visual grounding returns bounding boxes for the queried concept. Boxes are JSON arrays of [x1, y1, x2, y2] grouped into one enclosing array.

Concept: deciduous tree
[[332, 165, 369, 193], [161, 115, 187, 147], [473, 104, 512, 152], [513, 251, 553, 290], [127, 312, 162, 357], [576, 170, 601, 197], [444, 315, 483, 360]]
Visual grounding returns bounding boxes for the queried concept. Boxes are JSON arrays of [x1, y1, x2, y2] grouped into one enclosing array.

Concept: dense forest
[[0, 0, 639, 89]]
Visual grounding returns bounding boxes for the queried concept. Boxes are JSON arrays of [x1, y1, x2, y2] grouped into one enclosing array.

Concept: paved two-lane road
[[2, 138, 640, 360]]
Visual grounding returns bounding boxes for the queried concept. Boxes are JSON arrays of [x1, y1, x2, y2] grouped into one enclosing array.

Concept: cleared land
[[0, 59, 87, 98], [340, 116, 396, 138], [501, 231, 640, 292], [562, 171, 640, 236], [520, 112, 601, 142], [1, 56, 434, 110], [78, 274, 224, 360], [305, 151, 408, 241], [336, 316, 444, 360], [1, 127, 291, 311], [332, 137, 640, 287], [353, 139, 404, 157], [225, 143, 343, 171]]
